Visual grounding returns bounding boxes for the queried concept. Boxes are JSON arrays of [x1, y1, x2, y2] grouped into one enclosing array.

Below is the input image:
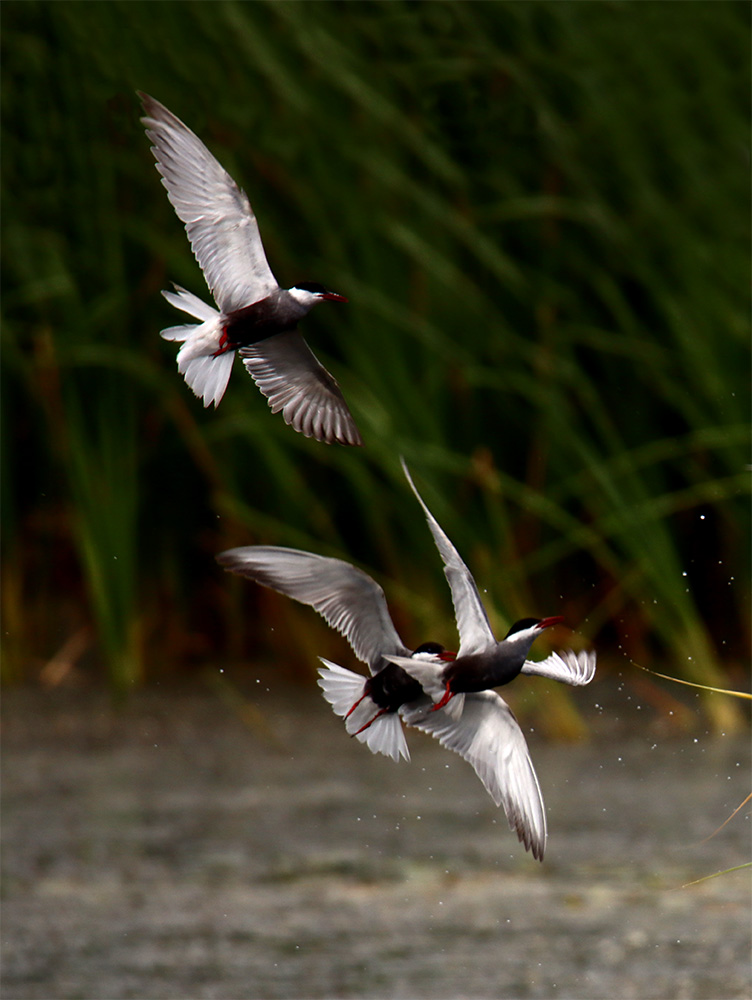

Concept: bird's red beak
[[536, 615, 565, 630], [321, 292, 348, 302]]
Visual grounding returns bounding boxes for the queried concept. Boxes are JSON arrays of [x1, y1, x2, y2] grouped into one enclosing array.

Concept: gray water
[[2, 682, 749, 1000]]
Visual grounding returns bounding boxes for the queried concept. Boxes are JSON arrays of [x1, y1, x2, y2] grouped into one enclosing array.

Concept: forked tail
[[159, 286, 232, 407]]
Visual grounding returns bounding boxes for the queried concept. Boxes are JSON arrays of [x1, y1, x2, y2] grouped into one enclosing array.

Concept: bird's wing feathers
[[401, 459, 495, 655], [140, 93, 278, 314], [403, 691, 547, 860], [241, 333, 362, 446], [521, 649, 596, 686], [217, 547, 406, 672]]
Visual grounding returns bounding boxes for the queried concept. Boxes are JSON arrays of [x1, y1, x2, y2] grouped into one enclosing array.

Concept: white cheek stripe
[[505, 626, 539, 644], [288, 288, 318, 307]]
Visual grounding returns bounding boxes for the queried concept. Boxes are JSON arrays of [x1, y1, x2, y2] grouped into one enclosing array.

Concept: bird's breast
[[223, 297, 299, 347]]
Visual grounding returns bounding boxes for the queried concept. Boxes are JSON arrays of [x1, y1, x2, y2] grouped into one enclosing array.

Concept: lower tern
[[216, 544, 448, 762], [139, 93, 362, 446], [217, 460, 595, 860]]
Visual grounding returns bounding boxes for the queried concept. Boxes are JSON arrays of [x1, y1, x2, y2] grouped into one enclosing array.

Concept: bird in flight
[[217, 459, 595, 860], [139, 93, 362, 446]]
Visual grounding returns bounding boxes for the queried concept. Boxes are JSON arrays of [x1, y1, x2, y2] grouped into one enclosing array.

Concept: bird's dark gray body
[[364, 662, 425, 712], [363, 641, 454, 713], [440, 647, 527, 694], [438, 617, 553, 694], [223, 283, 338, 348], [223, 290, 310, 347]]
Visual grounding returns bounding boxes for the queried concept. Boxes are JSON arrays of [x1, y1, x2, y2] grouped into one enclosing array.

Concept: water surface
[[2, 683, 749, 999]]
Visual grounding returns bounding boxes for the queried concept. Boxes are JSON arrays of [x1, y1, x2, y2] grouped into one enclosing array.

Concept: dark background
[[2, 1, 750, 729], [2, 6, 750, 999]]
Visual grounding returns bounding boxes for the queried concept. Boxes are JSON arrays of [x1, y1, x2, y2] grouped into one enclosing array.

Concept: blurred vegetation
[[2, 1, 749, 729]]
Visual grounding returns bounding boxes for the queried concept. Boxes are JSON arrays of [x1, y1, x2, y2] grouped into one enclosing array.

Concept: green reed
[[2, 1, 749, 726]]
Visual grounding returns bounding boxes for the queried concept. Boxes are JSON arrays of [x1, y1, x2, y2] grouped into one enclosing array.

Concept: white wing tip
[[567, 648, 597, 685]]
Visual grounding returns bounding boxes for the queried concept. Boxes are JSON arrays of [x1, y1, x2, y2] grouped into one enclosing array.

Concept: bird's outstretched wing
[[217, 546, 405, 671], [403, 691, 547, 860], [140, 92, 278, 314], [241, 332, 362, 446], [401, 459, 495, 655], [521, 649, 596, 686]]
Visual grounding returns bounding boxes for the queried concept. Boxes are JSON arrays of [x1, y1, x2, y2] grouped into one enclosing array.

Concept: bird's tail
[[159, 286, 232, 407], [317, 658, 410, 762], [161, 285, 219, 325]]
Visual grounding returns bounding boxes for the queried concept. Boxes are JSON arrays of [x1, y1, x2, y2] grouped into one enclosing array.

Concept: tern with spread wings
[[217, 460, 595, 860], [216, 543, 453, 763], [139, 93, 361, 446]]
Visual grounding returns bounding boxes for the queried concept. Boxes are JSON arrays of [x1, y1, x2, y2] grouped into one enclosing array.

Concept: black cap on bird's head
[[292, 281, 348, 302], [504, 616, 565, 641], [412, 641, 456, 661]]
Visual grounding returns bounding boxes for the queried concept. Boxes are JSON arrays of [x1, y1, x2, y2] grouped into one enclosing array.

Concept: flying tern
[[217, 460, 595, 860], [139, 93, 362, 445], [216, 543, 449, 763]]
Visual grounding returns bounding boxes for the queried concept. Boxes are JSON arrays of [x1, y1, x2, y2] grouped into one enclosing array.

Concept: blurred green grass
[[2, 1, 749, 726]]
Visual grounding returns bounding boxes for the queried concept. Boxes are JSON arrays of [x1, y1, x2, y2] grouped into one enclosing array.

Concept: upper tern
[[384, 459, 595, 718], [139, 93, 362, 446]]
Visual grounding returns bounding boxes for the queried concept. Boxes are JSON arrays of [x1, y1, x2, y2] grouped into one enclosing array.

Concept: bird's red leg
[[345, 691, 369, 719], [351, 708, 388, 736], [212, 329, 232, 358], [431, 682, 454, 712]]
